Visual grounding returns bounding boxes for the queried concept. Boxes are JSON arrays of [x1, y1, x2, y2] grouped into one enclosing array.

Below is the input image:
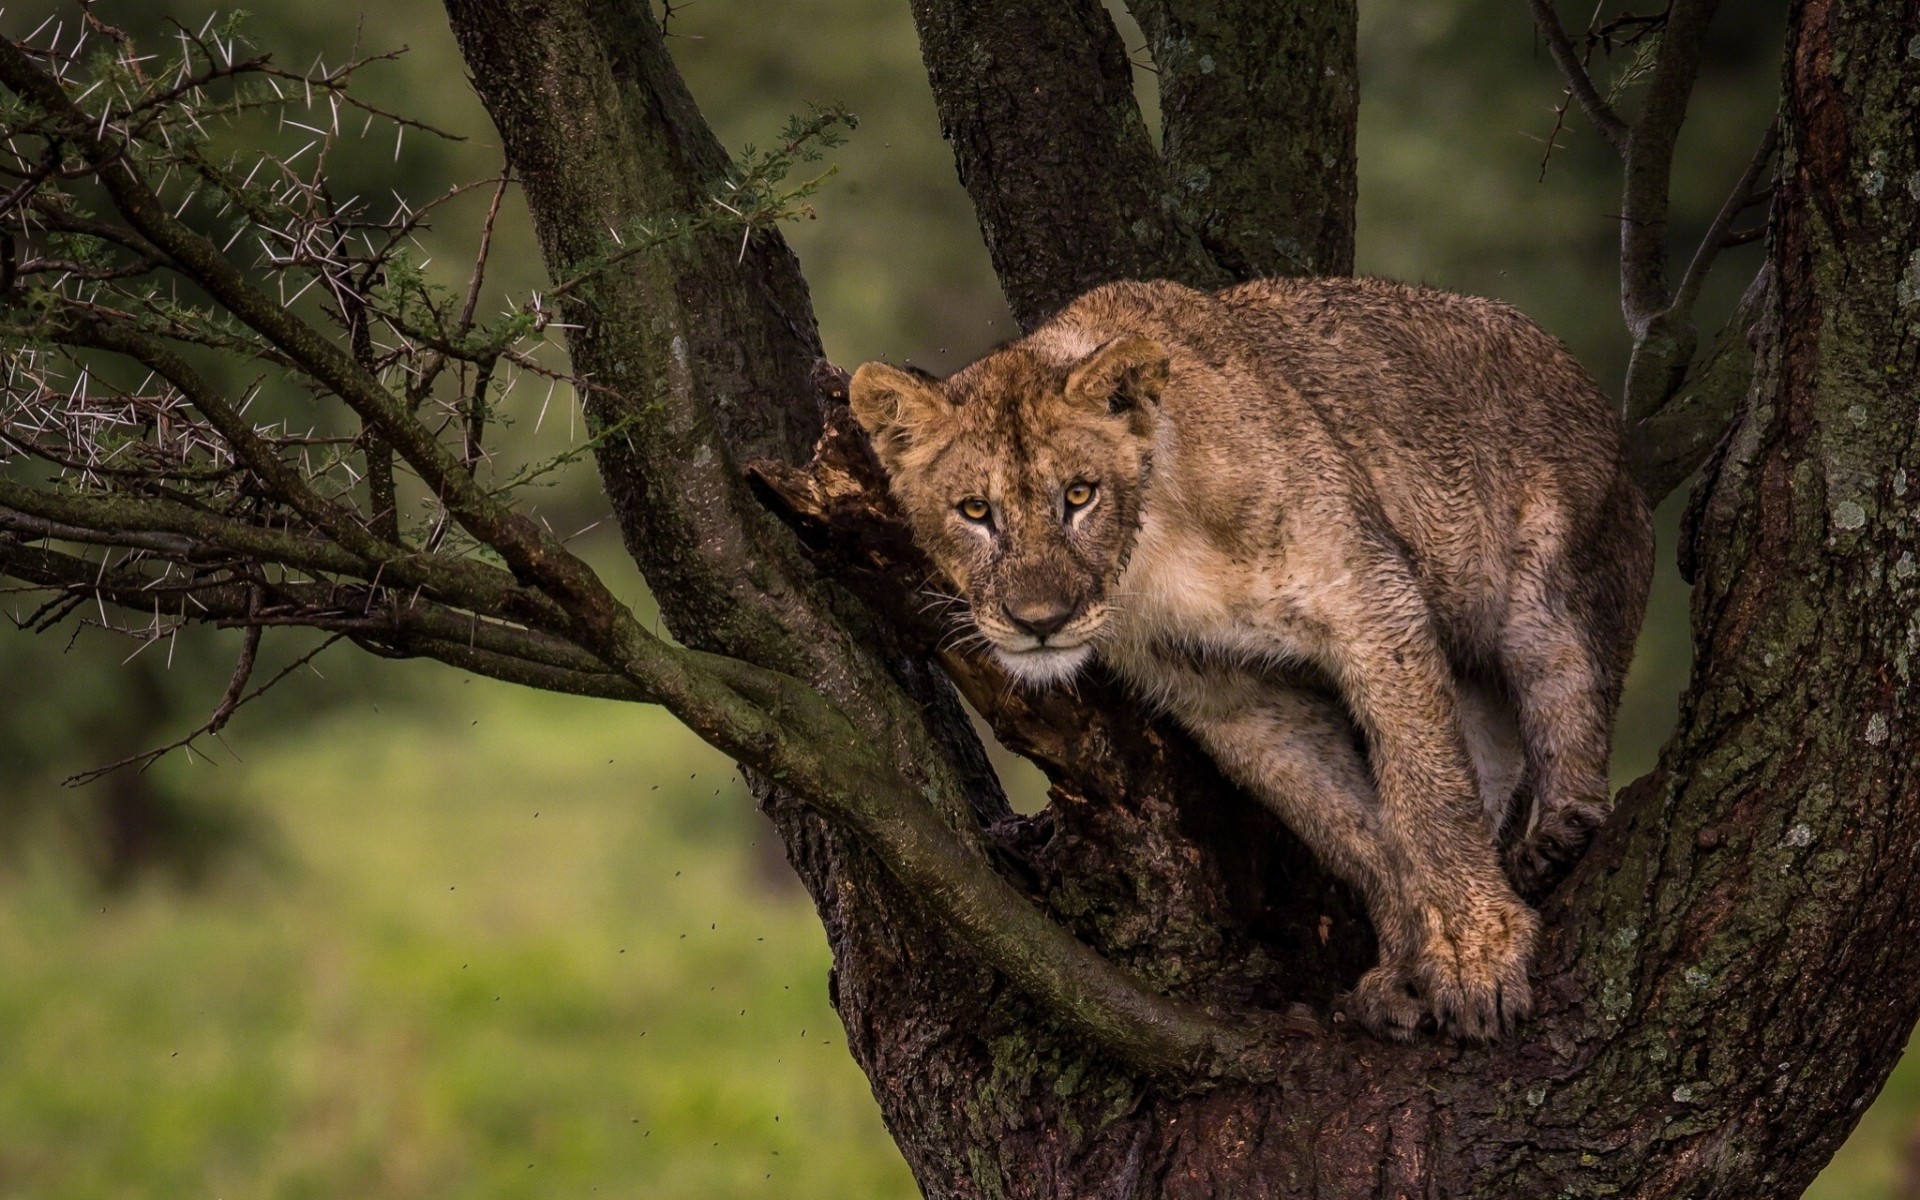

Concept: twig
[[64, 585, 275, 786], [406, 168, 512, 414], [1529, 0, 1630, 155], [205, 585, 264, 731], [1670, 116, 1779, 323], [459, 168, 510, 335]]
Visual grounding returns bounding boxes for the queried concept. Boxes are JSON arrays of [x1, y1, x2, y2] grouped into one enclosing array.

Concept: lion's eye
[[1064, 482, 1096, 511], [958, 497, 992, 523]]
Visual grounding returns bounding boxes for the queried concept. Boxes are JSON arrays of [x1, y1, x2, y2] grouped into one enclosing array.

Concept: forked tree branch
[[1530, 0, 1775, 479], [0, 11, 1283, 1084], [1619, 0, 1724, 332], [1627, 265, 1770, 505]]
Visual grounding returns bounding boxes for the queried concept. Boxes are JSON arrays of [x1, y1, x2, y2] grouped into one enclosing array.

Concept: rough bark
[[461, 0, 1919, 1195], [1130, 0, 1356, 279], [904, 0, 1221, 328], [904, 0, 1355, 327]]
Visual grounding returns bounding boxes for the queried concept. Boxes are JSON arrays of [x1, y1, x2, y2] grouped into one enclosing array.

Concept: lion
[[848, 277, 1653, 1040]]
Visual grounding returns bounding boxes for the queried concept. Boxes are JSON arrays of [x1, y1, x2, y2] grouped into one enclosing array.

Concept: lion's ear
[[849, 362, 953, 473], [1064, 335, 1168, 435]]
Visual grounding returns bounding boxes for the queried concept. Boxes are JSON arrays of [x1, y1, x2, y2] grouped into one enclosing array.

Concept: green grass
[[0, 677, 917, 1200]]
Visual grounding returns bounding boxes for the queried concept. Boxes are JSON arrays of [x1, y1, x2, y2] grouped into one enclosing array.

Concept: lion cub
[[850, 278, 1653, 1041]]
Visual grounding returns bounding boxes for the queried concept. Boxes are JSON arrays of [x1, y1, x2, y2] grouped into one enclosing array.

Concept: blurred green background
[[1, 1, 1906, 1197]]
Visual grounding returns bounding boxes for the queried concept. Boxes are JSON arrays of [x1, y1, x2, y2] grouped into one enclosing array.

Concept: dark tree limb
[[1531, 0, 1777, 481], [905, 0, 1224, 327], [904, 0, 1358, 326], [1620, 0, 1724, 330], [1130, 0, 1357, 277]]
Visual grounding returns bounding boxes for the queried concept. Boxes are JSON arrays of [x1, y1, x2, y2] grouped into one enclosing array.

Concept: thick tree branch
[[0, 481, 380, 584], [0, 521, 835, 771], [0, 533, 653, 700], [1130, 0, 1357, 277], [819, 747, 1292, 1079], [443, 0, 915, 727], [906, 0, 1224, 327], [442, 0, 1015, 834], [356, 634, 651, 702]]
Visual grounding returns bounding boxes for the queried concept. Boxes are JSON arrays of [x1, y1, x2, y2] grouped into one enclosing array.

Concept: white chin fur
[[993, 644, 1094, 688]]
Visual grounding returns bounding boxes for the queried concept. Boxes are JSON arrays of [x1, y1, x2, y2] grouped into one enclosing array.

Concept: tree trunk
[[441, 0, 1920, 1194]]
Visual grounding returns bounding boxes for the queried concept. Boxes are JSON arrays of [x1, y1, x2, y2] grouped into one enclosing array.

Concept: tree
[[0, 0, 1912, 1194]]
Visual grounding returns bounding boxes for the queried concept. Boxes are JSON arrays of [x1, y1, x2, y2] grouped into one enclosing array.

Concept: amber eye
[[1064, 482, 1096, 510], [958, 497, 992, 522]]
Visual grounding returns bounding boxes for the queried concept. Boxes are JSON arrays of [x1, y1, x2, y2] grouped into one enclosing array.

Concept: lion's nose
[[1003, 599, 1076, 640]]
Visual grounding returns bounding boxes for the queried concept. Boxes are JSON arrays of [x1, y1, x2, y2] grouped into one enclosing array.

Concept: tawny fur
[[850, 278, 1654, 1041]]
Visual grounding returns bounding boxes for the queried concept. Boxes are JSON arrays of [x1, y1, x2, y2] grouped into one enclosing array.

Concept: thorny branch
[[1529, 0, 1631, 155], [62, 584, 267, 786], [0, 13, 865, 774]]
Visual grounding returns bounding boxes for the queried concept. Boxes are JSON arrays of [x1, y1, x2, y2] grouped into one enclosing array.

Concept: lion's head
[[849, 334, 1168, 686]]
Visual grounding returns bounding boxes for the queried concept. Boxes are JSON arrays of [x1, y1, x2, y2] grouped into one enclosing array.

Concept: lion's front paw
[[1507, 796, 1610, 898], [1412, 898, 1540, 1040], [1349, 960, 1427, 1042]]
